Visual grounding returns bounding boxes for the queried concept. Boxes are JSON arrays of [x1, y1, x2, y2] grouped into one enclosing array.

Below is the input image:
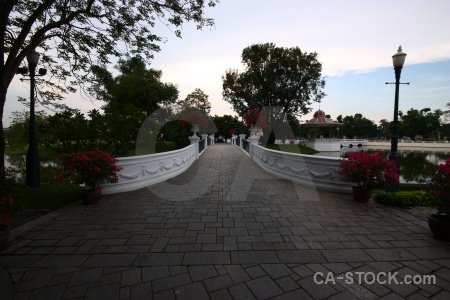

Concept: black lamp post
[[386, 46, 408, 192], [26, 51, 41, 188], [16, 51, 47, 188]]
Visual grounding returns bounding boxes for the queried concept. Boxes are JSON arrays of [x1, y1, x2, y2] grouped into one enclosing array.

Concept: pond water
[[4, 154, 60, 183], [315, 147, 449, 184]]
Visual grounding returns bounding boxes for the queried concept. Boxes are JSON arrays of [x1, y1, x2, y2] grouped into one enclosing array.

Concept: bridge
[[1, 144, 449, 299]]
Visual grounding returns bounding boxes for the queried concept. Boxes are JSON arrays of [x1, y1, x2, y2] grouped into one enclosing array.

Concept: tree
[[399, 108, 441, 140], [212, 115, 246, 141], [179, 88, 212, 113], [337, 113, 377, 139], [92, 56, 179, 115], [1, 0, 218, 171], [222, 43, 325, 143]]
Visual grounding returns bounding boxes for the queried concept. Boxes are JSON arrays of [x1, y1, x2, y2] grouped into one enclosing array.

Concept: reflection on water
[[4, 154, 60, 183], [314, 147, 449, 184]]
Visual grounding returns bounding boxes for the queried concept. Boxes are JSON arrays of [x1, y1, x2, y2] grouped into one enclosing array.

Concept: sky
[[4, 0, 450, 127]]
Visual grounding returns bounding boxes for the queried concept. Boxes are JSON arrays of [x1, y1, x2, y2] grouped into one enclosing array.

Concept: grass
[[265, 143, 319, 155], [16, 182, 83, 211], [5, 144, 57, 157]]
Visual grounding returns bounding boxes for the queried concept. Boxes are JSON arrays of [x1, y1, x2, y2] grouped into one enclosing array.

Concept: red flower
[[57, 150, 122, 190], [338, 152, 399, 190], [243, 110, 268, 129]]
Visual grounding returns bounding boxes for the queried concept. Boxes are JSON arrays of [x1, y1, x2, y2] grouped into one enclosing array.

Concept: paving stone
[[68, 268, 103, 287], [142, 266, 170, 282], [229, 283, 256, 300], [203, 275, 234, 292], [261, 264, 293, 279], [189, 265, 219, 282], [224, 265, 251, 283], [276, 250, 326, 264], [209, 288, 233, 300], [133, 253, 183, 266], [246, 275, 284, 299], [85, 282, 120, 300], [231, 251, 279, 264], [152, 273, 192, 293], [321, 249, 373, 263], [298, 276, 338, 299], [82, 254, 137, 267], [275, 276, 299, 292], [182, 252, 230, 265], [175, 281, 209, 300], [121, 268, 141, 287]]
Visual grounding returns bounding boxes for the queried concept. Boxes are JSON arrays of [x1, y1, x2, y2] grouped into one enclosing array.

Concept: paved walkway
[[1, 144, 449, 299]]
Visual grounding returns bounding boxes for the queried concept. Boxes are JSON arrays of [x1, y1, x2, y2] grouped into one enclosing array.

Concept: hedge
[[374, 190, 431, 207]]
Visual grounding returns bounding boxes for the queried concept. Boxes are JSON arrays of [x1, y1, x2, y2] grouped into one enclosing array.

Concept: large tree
[[0, 0, 218, 170], [223, 43, 327, 117], [222, 43, 325, 143], [178, 88, 211, 113], [92, 56, 179, 115]]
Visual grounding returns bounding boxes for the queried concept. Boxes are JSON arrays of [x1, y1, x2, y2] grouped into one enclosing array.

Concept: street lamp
[[16, 50, 47, 188], [386, 46, 409, 192]]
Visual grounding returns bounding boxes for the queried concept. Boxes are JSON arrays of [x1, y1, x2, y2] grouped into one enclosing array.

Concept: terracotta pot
[[0, 223, 11, 250], [428, 214, 450, 241], [351, 186, 372, 203], [81, 189, 101, 205]]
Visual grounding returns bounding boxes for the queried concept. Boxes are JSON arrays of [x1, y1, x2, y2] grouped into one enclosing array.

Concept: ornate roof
[[304, 109, 341, 127]]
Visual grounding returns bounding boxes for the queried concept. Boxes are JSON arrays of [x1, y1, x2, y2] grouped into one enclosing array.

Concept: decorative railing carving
[[251, 144, 351, 193]]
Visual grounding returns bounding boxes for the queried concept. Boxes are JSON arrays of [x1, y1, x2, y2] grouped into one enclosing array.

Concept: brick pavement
[[1, 144, 450, 299]]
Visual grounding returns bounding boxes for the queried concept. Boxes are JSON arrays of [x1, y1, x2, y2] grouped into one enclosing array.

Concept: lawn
[[265, 143, 319, 155]]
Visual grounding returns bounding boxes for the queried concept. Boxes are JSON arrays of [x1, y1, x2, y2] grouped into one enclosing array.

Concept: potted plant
[[338, 152, 399, 202], [57, 150, 122, 204], [427, 158, 450, 241]]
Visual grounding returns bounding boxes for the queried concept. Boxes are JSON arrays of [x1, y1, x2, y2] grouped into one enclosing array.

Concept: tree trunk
[[0, 89, 5, 172]]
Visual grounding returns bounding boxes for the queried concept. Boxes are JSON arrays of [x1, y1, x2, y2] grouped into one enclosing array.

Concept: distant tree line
[[303, 104, 449, 141]]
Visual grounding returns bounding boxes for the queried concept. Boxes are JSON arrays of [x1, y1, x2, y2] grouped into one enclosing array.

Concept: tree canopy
[[222, 43, 326, 119], [91, 56, 179, 115], [178, 88, 212, 114], [0, 0, 218, 169]]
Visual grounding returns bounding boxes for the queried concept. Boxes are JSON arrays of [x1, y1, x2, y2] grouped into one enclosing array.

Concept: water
[[4, 154, 60, 183], [314, 147, 449, 184]]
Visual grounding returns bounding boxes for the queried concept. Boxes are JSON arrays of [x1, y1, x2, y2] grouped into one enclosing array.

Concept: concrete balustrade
[[101, 133, 214, 195], [232, 134, 352, 193]]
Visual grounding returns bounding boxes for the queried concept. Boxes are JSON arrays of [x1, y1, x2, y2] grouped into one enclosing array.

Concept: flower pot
[[0, 224, 11, 250], [351, 186, 372, 203], [428, 214, 450, 241], [81, 189, 101, 205]]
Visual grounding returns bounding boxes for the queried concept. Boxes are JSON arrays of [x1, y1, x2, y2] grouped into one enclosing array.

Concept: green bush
[[374, 190, 431, 207]]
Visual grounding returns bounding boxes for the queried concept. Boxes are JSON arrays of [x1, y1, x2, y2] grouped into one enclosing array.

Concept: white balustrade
[[248, 144, 351, 193]]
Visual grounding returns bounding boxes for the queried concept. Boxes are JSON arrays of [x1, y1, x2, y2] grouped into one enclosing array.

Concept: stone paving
[[1, 144, 450, 300]]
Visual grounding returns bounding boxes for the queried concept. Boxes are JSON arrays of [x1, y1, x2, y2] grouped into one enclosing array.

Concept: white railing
[[231, 136, 352, 193], [251, 145, 351, 193], [102, 134, 215, 195]]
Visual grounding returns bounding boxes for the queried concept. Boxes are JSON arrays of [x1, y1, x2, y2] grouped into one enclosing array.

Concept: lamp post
[[386, 46, 409, 192], [26, 51, 41, 188]]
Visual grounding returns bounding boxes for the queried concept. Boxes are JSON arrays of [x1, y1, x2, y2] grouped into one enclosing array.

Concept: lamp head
[[26, 50, 40, 66], [392, 46, 407, 68]]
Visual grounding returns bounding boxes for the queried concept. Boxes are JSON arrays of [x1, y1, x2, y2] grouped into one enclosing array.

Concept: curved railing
[[252, 144, 351, 193], [101, 145, 197, 195]]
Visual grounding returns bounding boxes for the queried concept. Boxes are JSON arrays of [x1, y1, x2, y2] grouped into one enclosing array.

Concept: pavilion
[[302, 109, 342, 152]]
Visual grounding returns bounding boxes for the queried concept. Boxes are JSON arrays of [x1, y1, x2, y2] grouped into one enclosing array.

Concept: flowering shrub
[[427, 158, 450, 220], [0, 196, 16, 223], [229, 128, 237, 136], [0, 167, 19, 223], [338, 152, 399, 190], [57, 150, 122, 190], [243, 110, 268, 129], [179, 111, 209, 131]]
